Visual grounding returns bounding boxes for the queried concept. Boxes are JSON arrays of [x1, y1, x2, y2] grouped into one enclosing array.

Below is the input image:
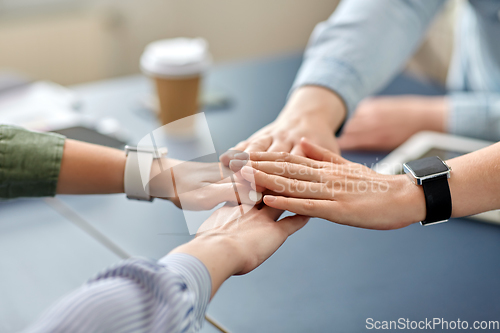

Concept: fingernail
[[249, 190, 262, 202], [241, 166, 253, 174], [265, 195, 276, 203], [229, 159, 247, 169], [234, 153, 249, 160]]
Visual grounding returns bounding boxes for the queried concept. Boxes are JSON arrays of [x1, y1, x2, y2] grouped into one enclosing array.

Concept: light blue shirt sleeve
[[24, 254, 211, 333], [448, 92, 500, 142], [445, 1, 500, 142], [292, 0, 447, 115]]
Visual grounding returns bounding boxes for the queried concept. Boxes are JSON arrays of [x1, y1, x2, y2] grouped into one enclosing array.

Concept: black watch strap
[[421, 174, 452, 225]]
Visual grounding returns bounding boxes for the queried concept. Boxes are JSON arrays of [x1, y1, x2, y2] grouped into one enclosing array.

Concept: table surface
[[1, 53, 500, 333]]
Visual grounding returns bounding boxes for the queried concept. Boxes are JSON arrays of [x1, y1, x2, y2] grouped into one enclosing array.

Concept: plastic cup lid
[[141, 38, 212, 78]]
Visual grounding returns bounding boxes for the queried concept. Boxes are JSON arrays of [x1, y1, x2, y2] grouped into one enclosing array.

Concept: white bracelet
[[124, 146, 168, 201]]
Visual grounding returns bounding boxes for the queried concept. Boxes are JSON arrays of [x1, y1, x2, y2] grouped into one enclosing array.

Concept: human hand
[[171, 203, 309, 297], [220, 86, 346, 167], [149, 158, 262, 211], [240, 139, 426, 230], [198, 203, 309, 274], [338, 96, 448, 151]]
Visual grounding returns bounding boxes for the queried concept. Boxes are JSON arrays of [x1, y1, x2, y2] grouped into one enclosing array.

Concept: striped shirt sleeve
[[24, 254, 212, 333]]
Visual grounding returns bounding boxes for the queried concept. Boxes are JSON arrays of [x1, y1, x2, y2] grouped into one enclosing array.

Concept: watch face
[[405, 156, 449, 178]]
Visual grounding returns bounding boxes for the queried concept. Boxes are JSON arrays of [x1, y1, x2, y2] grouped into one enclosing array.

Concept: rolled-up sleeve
[[0, 125, 65, 199], [448, 93, 500, 142], [25, 254, 212, 333], [292, 0, 446, 115]]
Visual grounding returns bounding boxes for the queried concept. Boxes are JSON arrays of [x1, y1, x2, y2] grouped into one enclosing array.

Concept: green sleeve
[[0, 125, 66, 199]]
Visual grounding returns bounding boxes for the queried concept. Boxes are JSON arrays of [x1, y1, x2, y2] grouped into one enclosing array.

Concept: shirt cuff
[[291, 56, 364, 116], [448, 93, 500, 142], [88, 255, 211, 333], [0, 125, 66, 199], [159, 253, 212, 332]]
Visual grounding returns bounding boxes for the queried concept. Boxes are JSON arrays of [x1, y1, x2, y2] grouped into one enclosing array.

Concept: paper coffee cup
[[141, 38, 211, 136]]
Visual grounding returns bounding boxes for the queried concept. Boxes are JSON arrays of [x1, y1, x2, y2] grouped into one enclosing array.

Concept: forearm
[[56, 139, 126, 194], [402, 141, 500, 220], [293, 0, 445, 115], [446, 142, 500, 218]]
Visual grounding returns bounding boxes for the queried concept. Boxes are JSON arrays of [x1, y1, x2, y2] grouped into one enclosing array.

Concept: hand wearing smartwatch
[[403, 156, 452, 226], [237, 138, 500, 231]]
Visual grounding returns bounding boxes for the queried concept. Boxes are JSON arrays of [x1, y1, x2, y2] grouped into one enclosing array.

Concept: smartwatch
[[403, 156, 452, 226], [124, 145, 168, 201]]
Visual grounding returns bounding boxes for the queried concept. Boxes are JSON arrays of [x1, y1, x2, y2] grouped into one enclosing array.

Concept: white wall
[[0, 0, 340, 84], [0, 0, 457, 86]]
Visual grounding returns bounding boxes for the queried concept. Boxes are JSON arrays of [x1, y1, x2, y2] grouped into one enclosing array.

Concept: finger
[[231, 169, 267, 193], [213, 179, 263, 206], [220, 141, 249, 166], [300, 138, 349, 164], [229, 158, 248, 173], [244, 135, 273, 153], [248, 160, 321, 182], [235, 182, 263, 205], [267, 139, 293, 153], [290, 144, 305, 156], [263, 195, 337, 222], [248, 151, 327, 169], [240, 166, 327, 199], [277, 214, 310, 236]]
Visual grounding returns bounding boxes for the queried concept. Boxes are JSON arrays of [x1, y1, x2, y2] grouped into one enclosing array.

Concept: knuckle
[[275, 152, 289, 161], [282, 161, 292, 172], [276, 132, 288, 141], [301, 199, 316, 213], [283, 153, 293, 162], [235, 140, 248, 149]]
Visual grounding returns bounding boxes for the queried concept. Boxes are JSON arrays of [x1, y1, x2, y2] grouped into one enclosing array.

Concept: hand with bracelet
[[235, 138, 500, 230], [57, 140, 261, 210]]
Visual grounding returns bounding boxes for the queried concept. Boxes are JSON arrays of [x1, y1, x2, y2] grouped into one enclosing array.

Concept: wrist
[[171, 234, 244, 298], [281, 86, 347, 131], [393, 174, 426, 226], [149, 158, 181, 200]]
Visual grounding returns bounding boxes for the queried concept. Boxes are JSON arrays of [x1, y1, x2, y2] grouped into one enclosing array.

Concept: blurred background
[[0, 0, 458, 86]]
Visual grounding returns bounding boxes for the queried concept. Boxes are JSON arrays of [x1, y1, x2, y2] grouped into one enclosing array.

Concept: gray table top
[[1, 53, 499, 333]]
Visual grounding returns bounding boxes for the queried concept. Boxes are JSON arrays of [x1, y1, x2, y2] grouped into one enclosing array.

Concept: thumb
[[300, 138, 348, 164], [215, 182, 263, 206]]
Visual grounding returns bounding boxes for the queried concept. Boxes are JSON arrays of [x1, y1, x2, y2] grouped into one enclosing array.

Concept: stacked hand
[[172, 202, 309, 296], [149, 158, 262, 211], [236, 139, 426, 230], [220, 86, 345, 166]]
